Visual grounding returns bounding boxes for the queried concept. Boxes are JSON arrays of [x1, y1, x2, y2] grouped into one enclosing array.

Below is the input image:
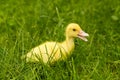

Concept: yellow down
[[21, 23, 89, 64]]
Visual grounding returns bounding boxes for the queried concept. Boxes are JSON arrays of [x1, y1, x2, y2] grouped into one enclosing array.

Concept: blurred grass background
[[0, 0, 120, 80]]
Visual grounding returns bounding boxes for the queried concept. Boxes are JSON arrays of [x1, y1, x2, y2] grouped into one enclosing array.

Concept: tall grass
[[0, 0, 120, 80]]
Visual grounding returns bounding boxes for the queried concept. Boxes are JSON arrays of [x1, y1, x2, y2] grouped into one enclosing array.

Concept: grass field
[[0, 0, 120, 80]]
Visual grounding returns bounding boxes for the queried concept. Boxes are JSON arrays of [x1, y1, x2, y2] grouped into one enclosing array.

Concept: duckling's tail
[[21, 55, 26, 60]]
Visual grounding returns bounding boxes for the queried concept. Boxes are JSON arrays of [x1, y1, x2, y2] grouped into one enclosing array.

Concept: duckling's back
[[25, 42, 67, 63]]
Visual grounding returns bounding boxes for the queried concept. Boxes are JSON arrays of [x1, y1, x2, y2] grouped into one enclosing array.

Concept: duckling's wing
[[25, 42, 61, 63]]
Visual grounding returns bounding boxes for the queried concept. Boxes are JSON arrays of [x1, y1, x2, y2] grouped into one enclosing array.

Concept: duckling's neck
[[62, 37, 75, 53]]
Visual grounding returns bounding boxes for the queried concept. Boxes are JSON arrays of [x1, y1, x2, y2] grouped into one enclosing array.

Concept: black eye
[[73, 29, 76, 31]]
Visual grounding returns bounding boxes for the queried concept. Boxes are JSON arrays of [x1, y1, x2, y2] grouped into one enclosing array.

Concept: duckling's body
[[21, 23, 89, 63], [26, 39, 74, 63]]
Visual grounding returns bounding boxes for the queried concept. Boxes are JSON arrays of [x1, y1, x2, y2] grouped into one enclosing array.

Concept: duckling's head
[[66, 23, 89, 41]]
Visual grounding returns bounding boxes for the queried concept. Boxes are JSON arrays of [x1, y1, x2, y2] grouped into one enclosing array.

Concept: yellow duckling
[[21, 23, 89, 64]]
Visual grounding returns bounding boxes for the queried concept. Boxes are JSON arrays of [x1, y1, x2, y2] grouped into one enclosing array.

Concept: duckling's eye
[[73, 29, 76, 31]]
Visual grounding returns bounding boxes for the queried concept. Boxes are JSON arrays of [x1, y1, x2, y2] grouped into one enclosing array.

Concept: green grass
[[0, 0, 120, 80]]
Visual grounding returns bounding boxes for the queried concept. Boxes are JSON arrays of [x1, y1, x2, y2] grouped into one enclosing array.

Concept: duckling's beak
[[77, 30, 89, 41]]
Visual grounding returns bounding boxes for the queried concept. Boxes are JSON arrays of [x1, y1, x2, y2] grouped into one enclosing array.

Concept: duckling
[[21, 23, 89, 64]]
